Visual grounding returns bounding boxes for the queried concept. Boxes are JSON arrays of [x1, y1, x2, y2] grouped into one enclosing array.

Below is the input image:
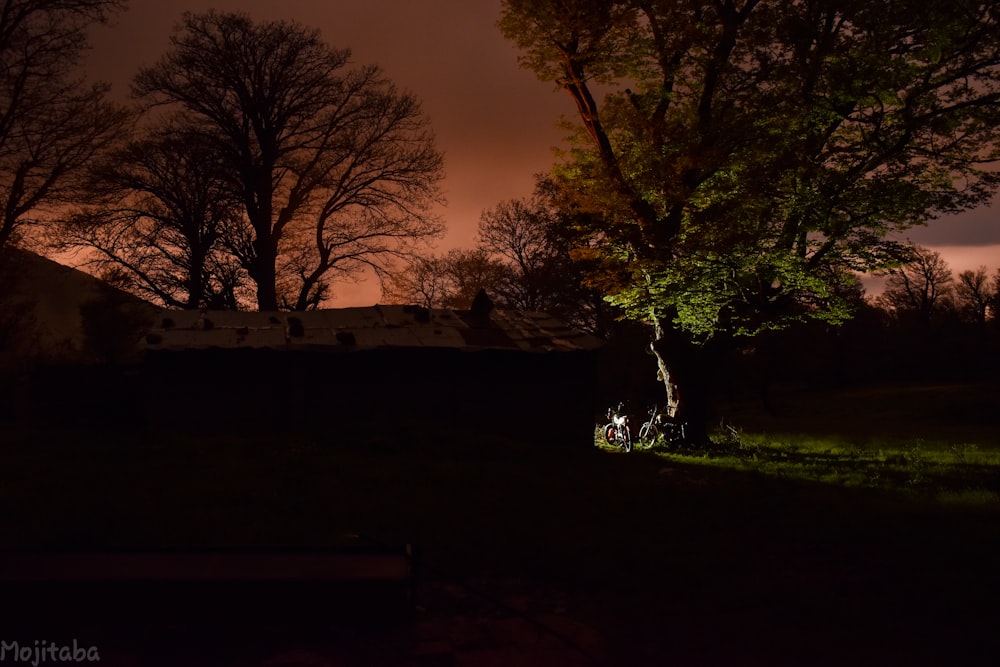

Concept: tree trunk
[[0, 212, 14, 251], [186, 247, 206, 310], [251, 236, 279, 311], [650, 316, 713, 444], [245, 178, 281, 311]]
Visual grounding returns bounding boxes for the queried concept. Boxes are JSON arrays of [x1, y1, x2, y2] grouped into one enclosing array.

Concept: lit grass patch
[[935, 488, 1000, 506], [616, 425, 1000, 506]]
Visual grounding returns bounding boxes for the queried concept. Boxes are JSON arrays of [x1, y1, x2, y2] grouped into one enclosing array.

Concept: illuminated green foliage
[[500, 0, 1000, 340]]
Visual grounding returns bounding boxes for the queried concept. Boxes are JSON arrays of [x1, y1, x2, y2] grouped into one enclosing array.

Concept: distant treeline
[[589, 244, 1000, 415]]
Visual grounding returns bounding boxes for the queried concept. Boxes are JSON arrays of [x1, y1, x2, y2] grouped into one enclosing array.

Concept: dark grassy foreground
[[1, 385, 999, 665]]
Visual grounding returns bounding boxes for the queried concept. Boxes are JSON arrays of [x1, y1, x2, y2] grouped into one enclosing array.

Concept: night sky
[[85, 0, 1000, 305]]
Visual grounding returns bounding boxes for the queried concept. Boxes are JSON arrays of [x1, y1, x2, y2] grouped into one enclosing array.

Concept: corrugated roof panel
[[199, 311, 286, 329], [301, 326, 422, 349], [286, 327, 335, 347], [490, 311, 551, 349], [504, 311, 603, 352], [154, 311, 202, 330], [155, 310, 287, 332], [140, 305, 602, 353], [374, 304, 456, 329], [426, 309, 463, 327], [237, 328, 289, 349], [410, 326, 469, 348], [148, 327, 287, 350], [359, 326, 425, 348], [304, 308, 383, 330]]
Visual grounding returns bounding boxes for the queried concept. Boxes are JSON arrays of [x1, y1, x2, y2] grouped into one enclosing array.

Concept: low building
[[139, 303, 603, 447], [1, 250, 602, 447], [0, 249, 155, 424]]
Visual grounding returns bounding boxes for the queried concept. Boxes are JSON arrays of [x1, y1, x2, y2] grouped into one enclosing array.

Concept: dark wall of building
[[135, 347, 598, 448], [10, 363, 144, 428]]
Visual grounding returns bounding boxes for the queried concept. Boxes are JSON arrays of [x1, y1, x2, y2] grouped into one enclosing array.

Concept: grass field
[[719, 382, 1000, 445], [615, 383, 1000, 507], [2, 382, 999, 664]]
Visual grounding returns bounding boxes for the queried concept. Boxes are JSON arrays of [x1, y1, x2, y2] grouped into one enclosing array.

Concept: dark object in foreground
[[0, 540, 414, 639]]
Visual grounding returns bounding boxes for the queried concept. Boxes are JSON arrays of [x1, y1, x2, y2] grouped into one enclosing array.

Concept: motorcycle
[[602, 402, 633, 453], [637, 404, 686, 449]]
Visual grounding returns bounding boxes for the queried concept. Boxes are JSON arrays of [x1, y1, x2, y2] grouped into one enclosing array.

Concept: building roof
[[142, 305, 603, 354]]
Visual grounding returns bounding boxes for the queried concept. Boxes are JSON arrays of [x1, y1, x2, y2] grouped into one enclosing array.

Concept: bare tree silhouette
[[132, 11, 444, 311], [0, 0, 130, 251]]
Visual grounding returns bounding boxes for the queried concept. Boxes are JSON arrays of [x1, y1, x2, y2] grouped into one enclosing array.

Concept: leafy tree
[[877, 245, 954, 328], [500, 0, 1000, 439], [58, 124, 251, 309], [132, 11, 445, 311], [0, 0, 130, 251]]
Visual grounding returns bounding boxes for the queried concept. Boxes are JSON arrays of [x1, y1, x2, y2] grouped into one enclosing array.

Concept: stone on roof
[[143, 305, 602, 354]]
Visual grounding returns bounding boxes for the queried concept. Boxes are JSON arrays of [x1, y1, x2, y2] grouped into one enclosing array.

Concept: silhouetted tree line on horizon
[[381, 177, 617, 337], [5, 2, 1000, 443], [876, 245, 1000, 331], [0, 5, 444, 312], [677, 243, 1000, 419], [385, 225, 1000, 404]]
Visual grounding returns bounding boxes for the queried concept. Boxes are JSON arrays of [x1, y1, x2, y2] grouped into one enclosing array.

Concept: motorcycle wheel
[[602, 423, 616, 446], [638, 423, 657, 449]]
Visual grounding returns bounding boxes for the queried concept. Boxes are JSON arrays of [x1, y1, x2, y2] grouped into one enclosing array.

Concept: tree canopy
[[500, 0, 1000, 429]]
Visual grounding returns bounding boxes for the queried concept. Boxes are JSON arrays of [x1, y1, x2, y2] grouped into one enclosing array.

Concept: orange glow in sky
[[83, 0, 1000, 306]]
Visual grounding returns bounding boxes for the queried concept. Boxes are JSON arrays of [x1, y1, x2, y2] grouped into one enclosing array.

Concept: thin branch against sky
[[81, 0, 1000, 305]]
